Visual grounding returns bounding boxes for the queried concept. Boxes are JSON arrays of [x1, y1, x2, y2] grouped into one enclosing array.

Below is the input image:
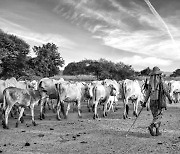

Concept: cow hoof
[[56, 115, 61, 121], [39, 114, 42, 120], [2, 120, 5, 126], [53, 109, 56, 113], [42, 114, 45, 119], [96, 114, 99, 119], [93, 114, 96, 119], [20, 117, 24, 123], [133, 111, 138, 117], [32, 121, 37, 126], [64, 115, 67, 119], [15, 122, 19, 128], [78, 115, 82, 118], [114, 107, 118, 111], [103, 113, 107, 117], [123, 115, 126, 119], [3, 125, 9, 129]]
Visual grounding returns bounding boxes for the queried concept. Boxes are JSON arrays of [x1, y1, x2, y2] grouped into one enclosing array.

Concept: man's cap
[[150, 66, 163, 75]]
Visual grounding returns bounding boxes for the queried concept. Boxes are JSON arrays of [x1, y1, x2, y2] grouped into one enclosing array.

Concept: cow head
[[84, 84, 91, 99], [109, 84, 116, 96], [168, 82, 177, 103]]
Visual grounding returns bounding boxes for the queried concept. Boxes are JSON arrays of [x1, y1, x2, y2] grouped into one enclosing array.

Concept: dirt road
[[0, 102, 180, 154]]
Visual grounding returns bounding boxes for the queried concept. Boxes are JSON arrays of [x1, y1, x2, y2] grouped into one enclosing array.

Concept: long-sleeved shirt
[[144, 80, 172, 109]]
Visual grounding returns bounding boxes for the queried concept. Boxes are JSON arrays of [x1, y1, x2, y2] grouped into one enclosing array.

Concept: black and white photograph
[[0, 0, 180, 153]]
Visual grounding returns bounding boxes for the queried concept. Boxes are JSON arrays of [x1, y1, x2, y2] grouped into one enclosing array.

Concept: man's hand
[[141, 102, 146, 108], [169, 98, 173, 104]]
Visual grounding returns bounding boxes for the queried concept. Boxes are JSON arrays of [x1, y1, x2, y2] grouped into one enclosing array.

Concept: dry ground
[[0, 101, 180, 154]]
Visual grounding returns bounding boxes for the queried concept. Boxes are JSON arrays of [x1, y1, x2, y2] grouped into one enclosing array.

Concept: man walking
[[142, 66, 172, 136]]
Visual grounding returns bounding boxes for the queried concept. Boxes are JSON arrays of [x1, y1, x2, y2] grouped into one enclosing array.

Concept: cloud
[[15, 32, 76, 49], [99, 28, 180, 59], [0, 16, 76, 50], [121, 55, 172, 69], [0, 17, 28, 31], [53, 0, 180, 61]]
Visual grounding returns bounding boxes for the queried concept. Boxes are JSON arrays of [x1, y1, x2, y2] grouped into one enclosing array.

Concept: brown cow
[[38, 77, 64, 120], [2, 87, 47, 129]]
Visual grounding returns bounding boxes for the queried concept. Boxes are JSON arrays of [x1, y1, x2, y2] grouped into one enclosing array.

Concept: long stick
[[125, 107, 144, 137]]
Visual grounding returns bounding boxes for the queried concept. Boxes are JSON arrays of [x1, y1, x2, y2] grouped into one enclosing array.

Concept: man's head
[[149, 66, 163, 90], [150, 66, 162, 76]]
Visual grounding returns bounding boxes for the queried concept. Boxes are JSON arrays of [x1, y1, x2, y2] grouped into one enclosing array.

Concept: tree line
[[0, 30, 64, 80], [0, 29, 179, 80], [63, 59, 136, 80]]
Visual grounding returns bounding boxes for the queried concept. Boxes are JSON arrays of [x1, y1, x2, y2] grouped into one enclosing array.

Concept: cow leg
[[93, 101, 99, 119], [87, 100, 91, 112], [65, 103, 71, 118], [52, 102, 56, 113], [48, 99, 52, 110], [103, 101, 108, 117], [133, 100, 138, 117], [10, 110, 14, 118], [106, 100, 111, 112], [135, 100, 139, 117], [3, 106, 12, 129], [60, 102, 66, 119], [123, 99, 128, 119], [16, 107, 25, 128], [30, 104, 37, 126], [56, 101, 61, 120], [108, 100, 114, 112], [147, 100, 150, 111], [40, 99, 45, 120], [77, 101, 82, 118]]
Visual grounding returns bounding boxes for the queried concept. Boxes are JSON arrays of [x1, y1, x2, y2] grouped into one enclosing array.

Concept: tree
[[170, 69, 180, 77], [29, 43, 64, 77], [0, 30, 30, 78], [63, 59, 135, 80], [63, 62, 78, 75], [140, 67, 151, 76]]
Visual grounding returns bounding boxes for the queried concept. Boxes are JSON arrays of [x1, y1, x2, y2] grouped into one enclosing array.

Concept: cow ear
[[42, 89, 47, 93], [55, 83, 58, 91]]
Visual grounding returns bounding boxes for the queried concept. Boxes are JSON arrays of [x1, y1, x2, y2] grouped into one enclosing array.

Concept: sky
[[0, 0, 180, 72]]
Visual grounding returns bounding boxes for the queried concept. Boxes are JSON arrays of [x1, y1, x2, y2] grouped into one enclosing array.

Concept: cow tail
[[94, 86, 97, 102], [56, 83, 65, 116], [39, 81, 42, 88], [60, 102, 66, 117], [2, 89, 7, 116], [122, 82, 126, 100]]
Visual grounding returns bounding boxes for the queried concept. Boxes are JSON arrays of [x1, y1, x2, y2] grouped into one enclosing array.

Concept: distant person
[[141, 66, 172, 136]]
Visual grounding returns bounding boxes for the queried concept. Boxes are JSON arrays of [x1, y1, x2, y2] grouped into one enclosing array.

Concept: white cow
[[103, 79, 121, 112], [168, 80, 180, 103], [55, 81, 90, 119], [122, 79, 145, 119], [92, 84, 116, 119]]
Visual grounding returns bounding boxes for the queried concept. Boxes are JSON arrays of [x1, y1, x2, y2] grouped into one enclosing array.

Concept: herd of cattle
[[0, 77, 180, 129]]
